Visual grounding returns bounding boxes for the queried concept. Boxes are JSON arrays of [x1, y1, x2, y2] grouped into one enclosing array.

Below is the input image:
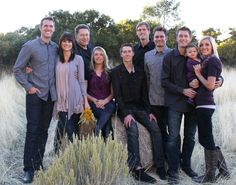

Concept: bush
[[35, 136, 129, 185]]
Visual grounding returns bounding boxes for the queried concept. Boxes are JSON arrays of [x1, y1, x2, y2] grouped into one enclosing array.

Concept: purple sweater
[[195, 55, 222, 106]]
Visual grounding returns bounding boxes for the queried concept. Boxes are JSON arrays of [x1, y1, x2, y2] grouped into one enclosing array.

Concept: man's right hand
[[28, 87, 40, 94], [124, 114, 135, 128], [183, 88, 196, 98]]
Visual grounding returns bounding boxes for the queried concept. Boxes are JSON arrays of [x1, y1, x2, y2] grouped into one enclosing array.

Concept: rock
[[112, 117, 154, 168]]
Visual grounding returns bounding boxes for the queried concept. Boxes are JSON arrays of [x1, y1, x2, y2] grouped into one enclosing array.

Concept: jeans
[[196, 108, 215, 150], [54, 112, 80, 153], [166, 108, 197, 173], [120, 109, 164, 169], [90, 101, 115, 140], [24, 93, 54, 172]]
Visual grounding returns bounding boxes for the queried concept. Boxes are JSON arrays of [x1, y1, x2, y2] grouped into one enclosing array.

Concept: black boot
[[216, 146, 230, 179], [194, 149, 218, 183], [21, 171, 34, 183]]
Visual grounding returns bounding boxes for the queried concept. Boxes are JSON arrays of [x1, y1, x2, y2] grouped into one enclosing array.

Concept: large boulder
[[112, 117, 154, 168]]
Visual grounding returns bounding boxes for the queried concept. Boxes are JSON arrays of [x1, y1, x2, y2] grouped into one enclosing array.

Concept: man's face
[[154, 31, 167, 48], [75, 28, 90, 47], [176, 30, 192, 48], [40, 20, 55, 39], [136, 25, 150, 41], [121, 46, 134, 63]]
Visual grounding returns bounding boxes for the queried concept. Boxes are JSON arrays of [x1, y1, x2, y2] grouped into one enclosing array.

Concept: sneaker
[[21, 171, 34, 183], [133, 168, 157, 183], [156, 167, 167, 180], [167, 170, 179, 184], [182, 167, 198, 178]]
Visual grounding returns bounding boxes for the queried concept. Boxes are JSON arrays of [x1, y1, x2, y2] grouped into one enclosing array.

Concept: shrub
[[35, 136, 129, 185]]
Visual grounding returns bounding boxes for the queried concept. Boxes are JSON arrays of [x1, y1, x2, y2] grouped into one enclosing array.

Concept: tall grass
[[0, 67, 236, 184]]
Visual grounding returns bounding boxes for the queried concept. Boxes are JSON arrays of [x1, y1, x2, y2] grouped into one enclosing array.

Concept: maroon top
[[87, 71, 111, 99]]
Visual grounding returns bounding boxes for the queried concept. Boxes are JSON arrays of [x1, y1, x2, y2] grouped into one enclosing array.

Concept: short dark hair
[[186, 43, 198, 50], [40, 16, 54, 27], [58, 32, 77, 63], [152, 26, 167, 36], [120, 43, 134, 54], [136, 22, 150, 31], [176, 26, 192, 37], [74, 24, 90, 35]]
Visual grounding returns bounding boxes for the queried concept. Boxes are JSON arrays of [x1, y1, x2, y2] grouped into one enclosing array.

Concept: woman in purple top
[[193, 36, 229, 183], [53, 32, 89, 152], [87, 46, 115, 140]]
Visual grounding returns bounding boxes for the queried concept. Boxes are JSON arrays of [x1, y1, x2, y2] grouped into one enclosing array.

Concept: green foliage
[[218, 39, 236, 66], [35, 136, 129, 185], [141, 0, 181, 28], [202, 28, 222, 44]]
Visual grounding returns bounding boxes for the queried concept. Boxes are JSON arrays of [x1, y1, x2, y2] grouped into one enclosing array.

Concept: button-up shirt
[[112, 63, 151, 118], [144, 47, 172, 106], [133, 41, 155, 70], [13, 37, 58, 101]]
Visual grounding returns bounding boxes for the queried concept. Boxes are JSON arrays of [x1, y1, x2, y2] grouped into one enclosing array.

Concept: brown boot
[[194, 149, 218, 183], [216, 146, 230, 179]]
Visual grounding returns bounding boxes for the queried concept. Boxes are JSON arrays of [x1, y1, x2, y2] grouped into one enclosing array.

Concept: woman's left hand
[[96, 99, 107, 109], [84, 101, 90, 109]]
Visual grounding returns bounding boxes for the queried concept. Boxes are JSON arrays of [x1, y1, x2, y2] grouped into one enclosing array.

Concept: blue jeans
[[166, 109, 197, 173], [90, 101, 115, 139], [54, 112, 80, 153], [120, 109, 164, 169], [24, 93, 54, 172]]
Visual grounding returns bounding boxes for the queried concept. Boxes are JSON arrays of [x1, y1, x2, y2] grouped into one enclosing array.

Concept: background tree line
[[0, 1, 235, 68]]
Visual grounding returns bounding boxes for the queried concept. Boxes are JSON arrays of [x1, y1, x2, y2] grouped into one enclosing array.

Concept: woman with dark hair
[[87, 46, 115, 140], [54, 32, 89, 151], [193, 36, 229, 183]]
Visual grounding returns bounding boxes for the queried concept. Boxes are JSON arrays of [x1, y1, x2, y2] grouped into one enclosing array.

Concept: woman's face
[[61, 39, 72, 52], [93, 50, 104, 65], [199, 39, 213, 57]]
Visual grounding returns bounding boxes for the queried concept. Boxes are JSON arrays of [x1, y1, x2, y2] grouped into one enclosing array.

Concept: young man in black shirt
[[112, 43, 166, 183]]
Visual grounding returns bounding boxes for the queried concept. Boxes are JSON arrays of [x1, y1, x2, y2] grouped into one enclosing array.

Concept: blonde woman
[[87, 46, 115, 140], [193, 36, 229, 183]]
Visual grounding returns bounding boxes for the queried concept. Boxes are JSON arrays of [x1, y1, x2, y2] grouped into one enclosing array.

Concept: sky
[[0, 0, 235, 39]]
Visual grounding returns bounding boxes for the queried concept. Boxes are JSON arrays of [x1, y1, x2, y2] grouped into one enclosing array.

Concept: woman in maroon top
[[193, 36, 229, 183], [87, 46, 115, 140]]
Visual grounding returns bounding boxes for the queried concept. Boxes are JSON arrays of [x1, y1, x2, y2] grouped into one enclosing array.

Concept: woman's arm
[[193, 64, 216, 91]]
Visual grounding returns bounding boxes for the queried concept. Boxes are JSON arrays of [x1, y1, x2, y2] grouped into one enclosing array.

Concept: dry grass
[[0, 67, 236, 185]]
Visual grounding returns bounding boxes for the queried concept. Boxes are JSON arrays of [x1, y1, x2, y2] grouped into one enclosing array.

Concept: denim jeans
[[196, 108, 215, 150], [90, 101, 115, 139], [54, 112, 80, 153], [24, 93, 54, 172], [166, 108, 197, 173], [120, 109, 164, 169]]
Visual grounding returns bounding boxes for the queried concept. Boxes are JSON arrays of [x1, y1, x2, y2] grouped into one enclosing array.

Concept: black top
[[111, 63, 151, 119], [76, 42, 94, 80], [133, 41, 155, 70], [161, 48, 193, 113]]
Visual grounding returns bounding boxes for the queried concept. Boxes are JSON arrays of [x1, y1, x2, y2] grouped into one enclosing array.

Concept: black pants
[[196, 108, 216, 150], [120, 109, 165, 169], [24, 93, 54, 172]]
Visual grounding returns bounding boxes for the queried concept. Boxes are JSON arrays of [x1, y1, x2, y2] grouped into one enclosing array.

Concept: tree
[[141, 0, 181, 28], [202, 28, 222, 44]]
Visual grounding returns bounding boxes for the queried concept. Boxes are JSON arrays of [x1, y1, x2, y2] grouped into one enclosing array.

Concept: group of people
[[13, 16, 230, 184]]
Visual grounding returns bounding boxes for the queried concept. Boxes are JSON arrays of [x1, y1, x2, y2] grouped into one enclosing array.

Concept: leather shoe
[[21, 171, 34, 183], [182, 167, 198, 178], [167, 170, 179, 184], [133, 168, 157, 183], [156, 167, 167, 180]]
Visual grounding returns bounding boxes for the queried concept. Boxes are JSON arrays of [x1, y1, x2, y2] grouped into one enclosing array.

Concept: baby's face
[[186, 47, 198, 59]]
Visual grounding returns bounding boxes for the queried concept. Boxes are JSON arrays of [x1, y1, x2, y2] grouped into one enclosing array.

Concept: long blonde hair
[[90, 46, 110, 71], [198, 36, 219, 59]]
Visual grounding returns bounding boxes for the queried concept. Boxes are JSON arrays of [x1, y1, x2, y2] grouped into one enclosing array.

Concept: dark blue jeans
[[166, 108, 197, 173], [90, 101, 115, 139], [196, 108, 215, 150], [54, 112, 80, 153], [120, 109, 164, 170], [24, 93, 54, 172]]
